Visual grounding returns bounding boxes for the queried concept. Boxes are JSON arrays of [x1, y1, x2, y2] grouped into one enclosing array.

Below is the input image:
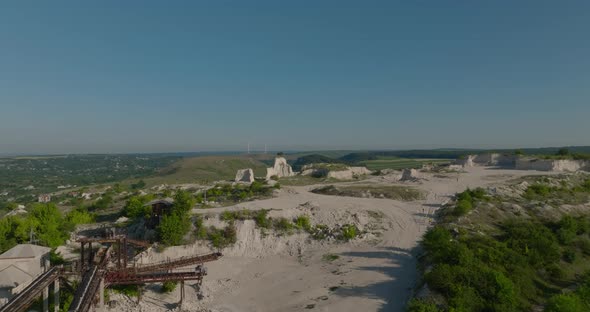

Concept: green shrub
[[340, 224, 358, 241], [50, 251, 66, 265], [524, 184, 552, 198], [322, 253, 339, 262], [220, 211, 236, 221], [111, 285, 140, 297], [576, 237, 590, 255], [254, 210, 271, 229], [207, 224, 237, 248], [310, 224, 330, 240], [564, 248, 577, 263], [294, 215, 312, 232], [161, 281, 177, 293], [158, 213, 191, 246], [546, 263, 565, 280], [406, 299, 442, 312], [558, 215, 580, 245], [123, 195, 153, 219], [66, 207, 95, 225], [454, 199, 473, 216], [546, 293, 586, 312], [273, 217, 294, 233], [194, 215, 207, 239]]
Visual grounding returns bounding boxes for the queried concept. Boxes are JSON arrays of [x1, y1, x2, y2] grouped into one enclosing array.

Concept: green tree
[[557, 148, 570, 156], [158, 213, 190, 246], [92, 194, 113, 210], [29, 203, 69, 248], [173, 190, 195, 215], [131, 179, 146, 190], [123, 196, 152, 219]]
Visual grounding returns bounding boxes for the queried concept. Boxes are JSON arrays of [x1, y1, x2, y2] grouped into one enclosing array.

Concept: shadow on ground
[[334, 246, 421, 312]]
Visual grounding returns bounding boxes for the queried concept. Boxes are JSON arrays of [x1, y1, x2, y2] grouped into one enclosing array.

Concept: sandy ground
[[110, 167, 556, 312]]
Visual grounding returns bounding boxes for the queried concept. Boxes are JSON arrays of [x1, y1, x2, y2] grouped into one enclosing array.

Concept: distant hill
[[145, 155, 268, 185], [291, 154, 348, 171]]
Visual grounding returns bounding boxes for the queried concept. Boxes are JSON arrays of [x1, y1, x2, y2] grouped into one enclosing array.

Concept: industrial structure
[[0, 229, 222, 312]]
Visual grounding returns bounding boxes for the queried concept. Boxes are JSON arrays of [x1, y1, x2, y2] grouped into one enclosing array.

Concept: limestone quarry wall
[[326, 166, 372, 180], [456, 153, 516, 168], [515, 159, 588, 172]]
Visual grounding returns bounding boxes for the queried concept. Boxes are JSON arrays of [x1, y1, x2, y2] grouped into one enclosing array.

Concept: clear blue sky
[[1, 1, 589, 154]]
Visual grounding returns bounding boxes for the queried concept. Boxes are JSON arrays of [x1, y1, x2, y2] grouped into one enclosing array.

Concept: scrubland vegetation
[[195, 180, 278, 205], [312, 185, 425, 201], [409, 176, 590, 312], [189, 208, 361, 249]]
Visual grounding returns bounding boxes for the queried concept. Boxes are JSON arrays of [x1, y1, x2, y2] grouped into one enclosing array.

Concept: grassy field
[[358, 157, 451, 170], [143, 155, 268, 185]]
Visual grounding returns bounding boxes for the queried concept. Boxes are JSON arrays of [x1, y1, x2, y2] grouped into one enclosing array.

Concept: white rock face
[[327, 167, 372, 180], [515, 158, 589, 172], [266, 157, 294, 179], [400, 168, 422, 181], [235, 168, 255, 183], [300, 164, 371, 180], [455, 153, 516, 168]]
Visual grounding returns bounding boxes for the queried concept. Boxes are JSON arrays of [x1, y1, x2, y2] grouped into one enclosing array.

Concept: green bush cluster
[[217, 209, 313, 235], [523, 179, 590, 204], [294, 215, 312, 232], [197, 181, 273, 204], [193, 215, 237, 248], [65, 206, 95, 225], [111, 285, 140, 297], [406, 299, 442, 312], [453, 188, 486, 216], [340, 224, 359, 241], [157, 190, 194, 246], [420, 214, 590, 311], [206, 223, 237, 248], [122, 194, 155, 219], [161, 281, 177, 293], [546, 273, 590, 312], [0, 203, 84, 253]]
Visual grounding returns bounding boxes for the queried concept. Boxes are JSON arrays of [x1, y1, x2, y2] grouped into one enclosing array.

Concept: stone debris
[[235, 168, 255, 183]]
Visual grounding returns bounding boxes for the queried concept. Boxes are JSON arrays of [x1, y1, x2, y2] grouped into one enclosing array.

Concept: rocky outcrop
[[266, 157, 294, 179], [327, 167, 372, 180], [455, 155, 476, 168], [400, 168, 423, 181], [455, 153, 516, 168], [235, 168, 255, 183], [300, 164, 371, 180], [515, 158, 589, 172]]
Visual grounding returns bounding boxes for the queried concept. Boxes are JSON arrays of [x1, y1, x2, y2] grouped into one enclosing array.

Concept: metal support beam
[[117, 241, 122, 269], [43, 285, 49, 312], [98, 278, 104, 311], [179, 280, 185, 308], [88, 242, 93, 267], [123, 238, 127, 268], [80, 242, 85, 270], [54, 279, 60, 312]]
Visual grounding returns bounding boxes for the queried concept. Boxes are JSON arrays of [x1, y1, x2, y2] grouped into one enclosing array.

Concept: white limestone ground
[[109, 167, 560, 312]]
